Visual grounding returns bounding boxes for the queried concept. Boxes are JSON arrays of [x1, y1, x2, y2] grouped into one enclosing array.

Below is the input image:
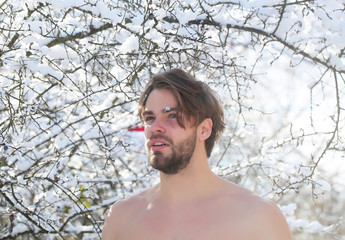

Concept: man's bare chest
[[117, 202, 250, 240]]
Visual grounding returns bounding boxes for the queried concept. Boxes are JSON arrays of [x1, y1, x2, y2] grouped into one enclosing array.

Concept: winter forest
[[0, 0, 344, 239]]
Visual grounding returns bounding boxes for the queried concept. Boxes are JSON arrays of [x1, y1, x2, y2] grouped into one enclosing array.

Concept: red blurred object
[[127, 126, 145, 132]]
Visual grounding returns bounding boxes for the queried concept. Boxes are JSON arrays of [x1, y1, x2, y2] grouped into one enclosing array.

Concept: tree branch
[[46, 22, 113, 48]]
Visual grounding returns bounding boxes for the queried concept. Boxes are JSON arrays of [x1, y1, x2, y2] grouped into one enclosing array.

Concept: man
[[102, 69, 292, 240]]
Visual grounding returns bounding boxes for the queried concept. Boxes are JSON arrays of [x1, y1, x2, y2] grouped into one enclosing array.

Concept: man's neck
[[156, 155, 222, 206]]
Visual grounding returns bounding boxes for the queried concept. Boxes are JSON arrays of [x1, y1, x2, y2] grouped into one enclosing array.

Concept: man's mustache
[[148, 135, 173, 145]]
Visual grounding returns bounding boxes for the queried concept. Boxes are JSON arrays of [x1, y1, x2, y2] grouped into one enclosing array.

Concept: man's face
[[143, 88, 197, 174]]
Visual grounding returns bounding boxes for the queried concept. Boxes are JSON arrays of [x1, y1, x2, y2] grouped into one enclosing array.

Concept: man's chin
[[149, 156, 174, 173]]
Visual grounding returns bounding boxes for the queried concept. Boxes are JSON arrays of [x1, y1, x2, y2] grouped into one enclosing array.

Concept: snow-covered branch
[[0, 0, 344, 239]]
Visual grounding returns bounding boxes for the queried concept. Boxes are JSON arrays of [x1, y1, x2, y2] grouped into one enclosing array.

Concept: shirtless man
[[102, 69, 292, 240]]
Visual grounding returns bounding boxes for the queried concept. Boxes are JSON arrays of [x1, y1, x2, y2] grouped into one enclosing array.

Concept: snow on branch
[[0, 0, 344, 239]]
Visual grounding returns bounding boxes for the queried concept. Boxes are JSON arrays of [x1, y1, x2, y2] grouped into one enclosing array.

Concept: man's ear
[[198, 118, 213, 141]]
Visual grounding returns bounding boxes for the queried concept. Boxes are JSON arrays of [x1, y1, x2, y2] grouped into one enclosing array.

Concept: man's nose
[[150, 118, 165, 134]]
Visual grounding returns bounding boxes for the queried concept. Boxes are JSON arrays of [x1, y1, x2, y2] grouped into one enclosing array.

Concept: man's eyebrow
[[162, 107, 177, 113], [142, 107, 177, 116], [142, 110, 154, 116]]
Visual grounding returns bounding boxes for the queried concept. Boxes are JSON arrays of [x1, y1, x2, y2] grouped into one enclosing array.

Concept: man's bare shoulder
[[219, 179, 292, 239], [249, 196, 292, 240], [102, 188, 153, 240]]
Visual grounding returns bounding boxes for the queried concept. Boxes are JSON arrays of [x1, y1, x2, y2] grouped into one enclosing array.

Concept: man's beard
[[146, 131, 197, 175]]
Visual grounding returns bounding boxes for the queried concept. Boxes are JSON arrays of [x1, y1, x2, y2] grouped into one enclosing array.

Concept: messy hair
[[138, 69, 225, 157]]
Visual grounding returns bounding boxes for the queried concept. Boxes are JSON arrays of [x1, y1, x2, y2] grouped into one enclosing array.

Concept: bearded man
[[102, 69, 292, 240]]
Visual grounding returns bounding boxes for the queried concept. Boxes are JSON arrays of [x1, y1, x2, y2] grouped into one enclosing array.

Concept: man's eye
[[144, 116, 155, 123], [169, 113, 177, 118]]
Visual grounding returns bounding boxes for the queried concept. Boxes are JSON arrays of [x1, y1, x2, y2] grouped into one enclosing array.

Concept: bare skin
[[102, 88, 292, 240]]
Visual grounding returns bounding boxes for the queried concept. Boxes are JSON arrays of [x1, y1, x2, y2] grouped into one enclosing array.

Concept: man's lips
[[149, 138, 170, 151]]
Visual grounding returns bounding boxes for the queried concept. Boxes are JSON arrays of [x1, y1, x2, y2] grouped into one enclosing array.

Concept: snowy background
[[0, 0, 344, 239]]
